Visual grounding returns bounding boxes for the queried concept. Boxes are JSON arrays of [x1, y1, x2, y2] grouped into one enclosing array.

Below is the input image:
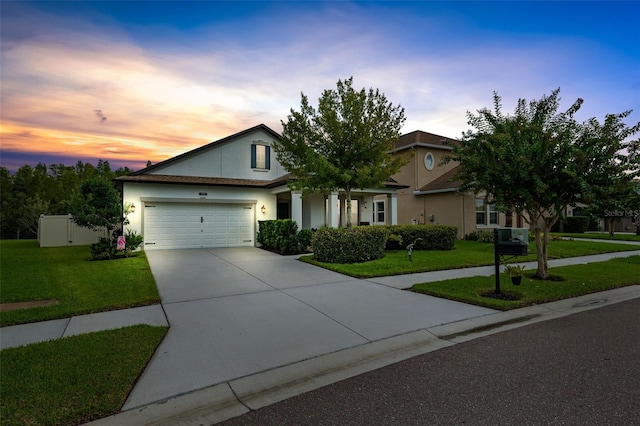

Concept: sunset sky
[[1, 1, 639, 173]]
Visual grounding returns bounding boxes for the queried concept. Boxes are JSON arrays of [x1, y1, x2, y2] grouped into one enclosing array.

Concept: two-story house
[[391, 130, 522, 238]]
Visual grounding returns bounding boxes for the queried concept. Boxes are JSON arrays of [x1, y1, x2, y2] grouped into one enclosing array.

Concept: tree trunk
[[532, 209, 555, 280], [607, 217, 615, 237], [534, 227, 548, 279]]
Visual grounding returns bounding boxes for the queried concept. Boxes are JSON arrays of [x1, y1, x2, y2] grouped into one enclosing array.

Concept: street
[[221, 297, 640, 425]]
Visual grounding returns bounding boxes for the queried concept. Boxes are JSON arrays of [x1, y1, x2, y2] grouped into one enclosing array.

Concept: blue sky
[[1, 1, 639, 172]]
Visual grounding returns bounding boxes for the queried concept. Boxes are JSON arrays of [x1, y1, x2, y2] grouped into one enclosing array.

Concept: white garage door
[[143, 203, 254, 250]]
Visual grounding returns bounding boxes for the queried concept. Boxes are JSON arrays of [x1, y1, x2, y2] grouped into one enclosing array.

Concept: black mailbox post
[[493, 228, 529, 294]]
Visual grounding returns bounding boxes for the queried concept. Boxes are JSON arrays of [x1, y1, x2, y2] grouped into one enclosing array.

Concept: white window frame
[[373, 199, 386, 225], [424, 152, 435, 170], [476, 197, 499, 226]]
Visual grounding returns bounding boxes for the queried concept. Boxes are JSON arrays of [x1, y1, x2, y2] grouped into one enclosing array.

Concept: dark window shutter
[[251, 144, 256, 168], [265, 146, 271, 170]]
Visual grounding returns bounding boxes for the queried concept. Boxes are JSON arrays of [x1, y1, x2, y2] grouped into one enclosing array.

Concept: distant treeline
[[0, 160, 133, 239]]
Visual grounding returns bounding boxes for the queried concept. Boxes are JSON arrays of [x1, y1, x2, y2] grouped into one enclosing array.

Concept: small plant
[[90, 237, 117, 260], [504, 264, 525, 286], [124, 229, 144, 256], [504, 264, 525, 277]]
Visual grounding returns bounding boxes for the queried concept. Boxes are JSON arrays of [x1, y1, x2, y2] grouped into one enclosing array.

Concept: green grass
[[300, 239, 639, 278], [411, 256, 640, 310], [554, 232, 640, 242], [1, 240, 161, 326], [0, 325, 168, 426]]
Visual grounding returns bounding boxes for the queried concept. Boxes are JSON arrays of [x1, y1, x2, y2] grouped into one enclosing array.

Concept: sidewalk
[[0, 304, 168, 350], [89, 285, 640, 426]]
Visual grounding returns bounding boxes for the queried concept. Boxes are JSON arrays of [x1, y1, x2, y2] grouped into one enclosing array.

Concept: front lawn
[[300, 239, 639, 278], [0, 325, 168, 426], [411, 256, 640, 310], [554, 232, 640, 242], [0, 240, 161, 326]]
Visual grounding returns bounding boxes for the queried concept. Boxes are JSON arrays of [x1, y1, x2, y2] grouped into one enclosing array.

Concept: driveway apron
[[124, 248, 495, 409]]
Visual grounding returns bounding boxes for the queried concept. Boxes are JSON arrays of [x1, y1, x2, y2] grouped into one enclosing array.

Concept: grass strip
[[411, 255, 640, 310], [0, 325, 168, 426], [554, 232, 640, 242], [300, 239, 639, 278], [1, 240, 160, 326]]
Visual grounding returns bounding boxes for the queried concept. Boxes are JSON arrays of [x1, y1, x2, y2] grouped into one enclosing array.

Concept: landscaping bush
[[466, 229, 494, 243], [312, 226, 388, 263], [90, 237, 117, 260], [297, 228, 314, 252], [124, 229, 144, 256], [385, 233, 403, 250], [385, 224, 457, 250], [257, 219, 300, 255], [90, 230, 145, 260], [563, 216, 590, 233]]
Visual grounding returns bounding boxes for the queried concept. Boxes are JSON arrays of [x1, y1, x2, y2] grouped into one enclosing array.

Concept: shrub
[[124, 229, 144, 256], [90, 237, 117, 260], [385, 225, 457, 250], [89, 230, 145, 260], [466, 229, 494, 243], [385, 233, 403, 250], [563, 216, 590, 233], [297, 228, 314, 252], [257, 219, 300, 255], [312, 226, 388, 263]]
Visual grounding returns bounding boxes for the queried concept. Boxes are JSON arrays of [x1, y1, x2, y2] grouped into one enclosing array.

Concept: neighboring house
[[391, 130, 525, 238], [116, 124, 405, 250]]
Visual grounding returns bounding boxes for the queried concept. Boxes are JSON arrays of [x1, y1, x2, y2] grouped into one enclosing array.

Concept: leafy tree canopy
[[447, 89, 640, 278], [68, 176, 123, 233], [273, 77, 409, 226]]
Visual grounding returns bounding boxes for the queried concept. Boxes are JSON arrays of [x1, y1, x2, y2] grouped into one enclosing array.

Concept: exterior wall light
[[130, 203, 136, 213], [261, 205, 266, 214]]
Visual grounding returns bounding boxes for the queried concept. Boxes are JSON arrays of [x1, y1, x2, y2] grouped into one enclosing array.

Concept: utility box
[[494, 228, 528, 256]]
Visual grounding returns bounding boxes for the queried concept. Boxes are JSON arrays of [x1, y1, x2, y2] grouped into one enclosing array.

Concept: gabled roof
[[414, 166, 462, 194], [130, 123, 280, 176], [395, 130, 458, 152]]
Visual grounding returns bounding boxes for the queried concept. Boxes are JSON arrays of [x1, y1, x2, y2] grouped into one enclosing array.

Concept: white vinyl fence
[[38, 215, 109, 247]]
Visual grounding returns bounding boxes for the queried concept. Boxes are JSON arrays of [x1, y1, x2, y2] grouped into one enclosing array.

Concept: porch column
[[328, 192, 339, 227], [291, 191, 303, 229], [389, 192, 398, 225]]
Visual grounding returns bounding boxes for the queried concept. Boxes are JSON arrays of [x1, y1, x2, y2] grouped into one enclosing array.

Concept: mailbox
[[494, 228, 528, 256]]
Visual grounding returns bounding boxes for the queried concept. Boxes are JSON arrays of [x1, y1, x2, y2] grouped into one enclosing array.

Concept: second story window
[[251, 143, 270, 170]]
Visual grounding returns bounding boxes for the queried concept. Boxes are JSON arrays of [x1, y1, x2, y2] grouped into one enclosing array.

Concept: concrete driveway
[[124, 247, 495, 410]]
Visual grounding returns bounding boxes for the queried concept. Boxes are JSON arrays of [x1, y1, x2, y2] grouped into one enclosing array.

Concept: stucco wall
[[147, 129, 287, 180]]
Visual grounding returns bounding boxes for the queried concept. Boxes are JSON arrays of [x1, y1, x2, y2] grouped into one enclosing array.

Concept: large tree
[[273, 77, 409, 227], [577, 112, 640, 235], [447, 89, 639, 279]]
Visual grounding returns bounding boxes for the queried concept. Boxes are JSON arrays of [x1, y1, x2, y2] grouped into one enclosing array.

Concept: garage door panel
[[144, 202, 255, 250]]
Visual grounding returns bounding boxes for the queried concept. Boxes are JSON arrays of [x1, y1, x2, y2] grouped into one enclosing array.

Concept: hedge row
[[384, 225, 457, 251], [551, 216, 591, 233], [311, 226, 388, 264], [257, 220, 312, 255]]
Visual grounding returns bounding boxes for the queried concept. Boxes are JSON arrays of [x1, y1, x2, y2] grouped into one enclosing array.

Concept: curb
[[87, 285, 640, 425]]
